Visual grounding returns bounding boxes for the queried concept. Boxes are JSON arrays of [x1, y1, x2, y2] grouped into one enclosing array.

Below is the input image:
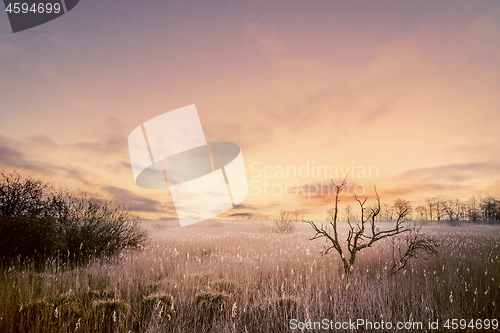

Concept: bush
[[140, 293, 174, 321], [91, 300, 127, 333], [0, 171, 147, 265], [15, 300, 57, 333], [56, 195, 147, 263], [195, 291, 230, 317], [0, 216, 60, 263], [274, 210, 298, 233], [0, 171, 52, 218]]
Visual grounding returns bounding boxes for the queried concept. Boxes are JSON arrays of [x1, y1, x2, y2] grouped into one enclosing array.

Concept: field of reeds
[[0, 220, 499, 332]]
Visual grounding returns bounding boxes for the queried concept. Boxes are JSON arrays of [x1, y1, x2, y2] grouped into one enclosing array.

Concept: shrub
[[91, 300, 127, 333], [56, 195, 147, 263], [195, 291, 230, 319], [0, 172, 52, 218], [47, 292, 83, 326], [16, 300, 57, 333], [0, 216, 60, 263], [140, 293, 174, 321], [274, 210, 298, 233], [0, 171, 147, 265]]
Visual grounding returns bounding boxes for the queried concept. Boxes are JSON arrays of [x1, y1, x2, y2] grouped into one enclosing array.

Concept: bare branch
[[305, 181, 438, 275], [388, 227, 439, 275]]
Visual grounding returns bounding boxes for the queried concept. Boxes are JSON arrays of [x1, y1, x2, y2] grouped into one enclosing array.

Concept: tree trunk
[[342, 258, 350, 274]]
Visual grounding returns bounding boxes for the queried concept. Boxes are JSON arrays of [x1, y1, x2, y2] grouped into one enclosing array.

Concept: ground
[[1, 220, 499, 332]]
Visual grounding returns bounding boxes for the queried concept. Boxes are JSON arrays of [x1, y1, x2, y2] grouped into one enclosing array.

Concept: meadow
[[0, 220, 499, 332]]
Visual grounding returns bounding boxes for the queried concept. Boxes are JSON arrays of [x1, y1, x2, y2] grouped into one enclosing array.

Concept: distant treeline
[[373, 196, 500, 222], [0, 171, 147, 265]]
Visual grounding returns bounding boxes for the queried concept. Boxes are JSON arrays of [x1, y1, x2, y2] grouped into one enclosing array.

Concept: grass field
[[0, 220, 499, 332]]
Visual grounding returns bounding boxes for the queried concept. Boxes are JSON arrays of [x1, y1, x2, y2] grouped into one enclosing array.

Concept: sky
[[1, 0, 500, 222]]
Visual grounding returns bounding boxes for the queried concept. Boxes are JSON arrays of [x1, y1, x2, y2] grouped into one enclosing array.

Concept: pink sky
[[1, 1, 500, 221]]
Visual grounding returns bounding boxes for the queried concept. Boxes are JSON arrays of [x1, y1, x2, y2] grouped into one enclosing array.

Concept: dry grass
[[0, 220, 499, 332]]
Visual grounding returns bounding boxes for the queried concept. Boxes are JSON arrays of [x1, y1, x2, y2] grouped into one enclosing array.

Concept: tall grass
[[0, 222, 498, 332]]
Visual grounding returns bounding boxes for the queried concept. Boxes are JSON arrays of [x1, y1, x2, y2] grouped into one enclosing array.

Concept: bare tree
[[343, 204, 355, 222], [466, 196, 480, 222], [423, 195, 500, 223], [393, 198, 413, 220], [381, 202, 394, 221], [389, 226, 439, 275], [274, 210, 297, 233], [441, 199, 455, 221], [480, 196, 500, 221], [304, 177, 423, 274], [415, 205, 428, 221], [442, 199, 465, 221], [434, 197, 443, 222], [458, 199, 467, 220], [425, 197, 434, 221]]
